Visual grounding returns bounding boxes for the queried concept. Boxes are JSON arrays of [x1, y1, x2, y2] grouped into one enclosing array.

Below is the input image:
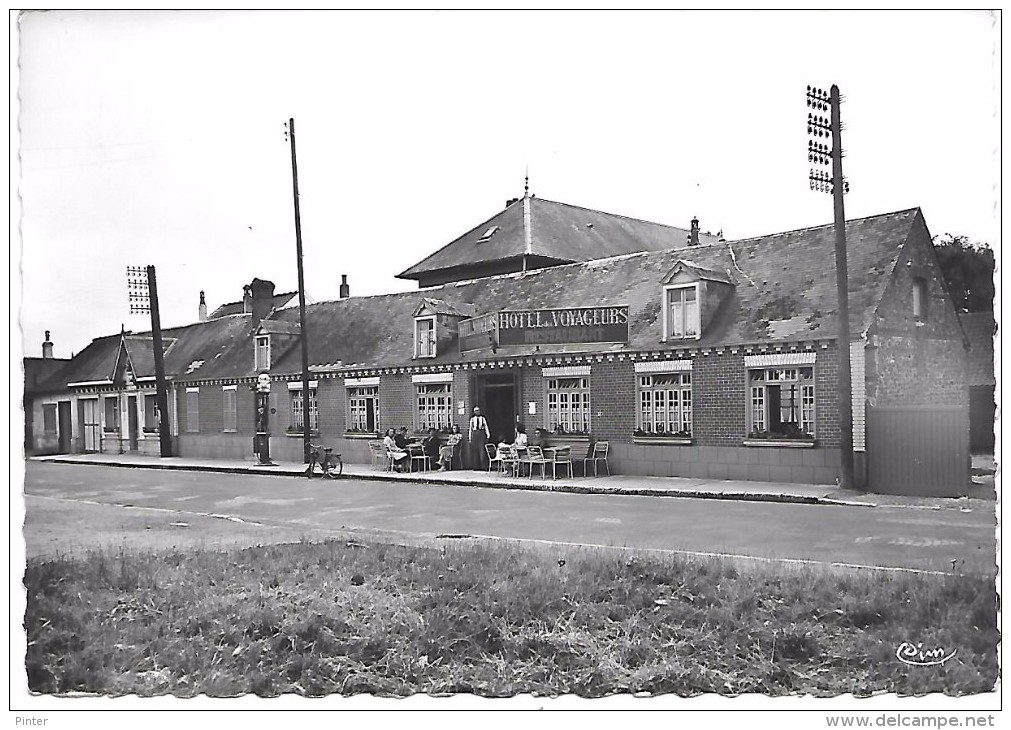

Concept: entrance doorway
[[474, 372, 519, 444], [127, 395, 139, 452], [57, 401, 72, 453], [80, 398, 100, 452]]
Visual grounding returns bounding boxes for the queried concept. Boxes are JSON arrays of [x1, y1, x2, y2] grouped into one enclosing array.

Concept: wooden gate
[[867, 405, 970, 497]]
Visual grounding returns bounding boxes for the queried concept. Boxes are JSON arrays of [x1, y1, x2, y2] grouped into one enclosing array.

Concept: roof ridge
[[533, 197, 708, 236], [726, 207, 921, 245]]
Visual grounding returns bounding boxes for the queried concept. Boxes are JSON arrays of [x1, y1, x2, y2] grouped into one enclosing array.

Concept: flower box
[[633, 436, 693, 446], [742, 438, 816, 448]]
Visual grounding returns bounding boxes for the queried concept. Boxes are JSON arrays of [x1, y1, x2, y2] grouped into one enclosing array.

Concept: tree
[[932, 234, 995, 313]]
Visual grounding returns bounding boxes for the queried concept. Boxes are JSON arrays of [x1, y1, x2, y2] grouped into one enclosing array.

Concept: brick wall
[[693, 353, 746, 447], [814, 345, 841, 448], [867, 220, 968, 408], [318, 379, 345, 436], [452, 372, 472, 431], [588, 360, 635, 441], [380, 373, 414, 433], [519, 366, 544, 432]]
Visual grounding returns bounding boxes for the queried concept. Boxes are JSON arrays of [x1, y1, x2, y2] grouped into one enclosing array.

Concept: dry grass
[[24, 538, 997, 697]]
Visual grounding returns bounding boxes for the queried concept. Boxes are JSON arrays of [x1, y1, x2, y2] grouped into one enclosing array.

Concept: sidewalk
[[29, 452, 993, 509]]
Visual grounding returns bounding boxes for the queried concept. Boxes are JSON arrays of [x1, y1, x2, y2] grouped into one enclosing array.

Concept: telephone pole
[[807, 84, 855, 490], [127, 265, 172, 457], [286, 117, 312, 463]]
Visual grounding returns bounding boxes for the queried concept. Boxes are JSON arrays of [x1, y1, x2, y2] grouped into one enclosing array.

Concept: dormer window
[[415, 317, 436, 358], [255, 335, 271, 370], [664, 284, 700, 340]]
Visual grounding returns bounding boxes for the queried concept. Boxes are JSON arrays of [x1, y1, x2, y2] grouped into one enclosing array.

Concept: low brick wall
[[609, 442, 842, 484]]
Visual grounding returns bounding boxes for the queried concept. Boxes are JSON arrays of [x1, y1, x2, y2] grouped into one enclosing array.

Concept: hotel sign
[[459, 306, 629, 352]]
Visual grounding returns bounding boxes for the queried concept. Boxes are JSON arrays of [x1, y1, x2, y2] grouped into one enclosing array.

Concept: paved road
[[22, 462, 996, 573]]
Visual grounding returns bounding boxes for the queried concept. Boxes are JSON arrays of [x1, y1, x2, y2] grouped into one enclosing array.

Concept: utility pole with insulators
[[807, 84, 855, 490], [127, 265, 172, 457], [285, 117, 312, 464]]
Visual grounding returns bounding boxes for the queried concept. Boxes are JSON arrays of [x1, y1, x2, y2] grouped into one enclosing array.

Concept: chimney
[[42, 330, 53, 359], [689, 217, 700, 247], [339, 274, 350, 299], [198, 290, 207, 322], [242, 284, 253, 314], [249, 278, 276, 325], [505, 197, 520, 208]]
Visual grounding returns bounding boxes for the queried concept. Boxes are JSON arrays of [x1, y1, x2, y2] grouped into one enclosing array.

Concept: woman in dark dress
[[468, 407, 490, 470]]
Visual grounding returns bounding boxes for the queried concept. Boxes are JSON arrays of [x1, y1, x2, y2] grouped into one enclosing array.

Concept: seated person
[[383, 428, 409, 471], [422, 428, 441, 466], [513, 423, 528, 450], [394, 427, 410, 451], [438, 424, 464, 470]]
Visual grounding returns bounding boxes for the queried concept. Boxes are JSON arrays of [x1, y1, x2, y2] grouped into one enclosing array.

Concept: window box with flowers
[[743, 426, 816, 448], [632, 427, 693, 445], [343, 426, 379, 439]]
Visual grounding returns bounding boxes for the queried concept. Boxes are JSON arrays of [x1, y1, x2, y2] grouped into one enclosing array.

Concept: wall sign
[[459, 306, 629, 352]]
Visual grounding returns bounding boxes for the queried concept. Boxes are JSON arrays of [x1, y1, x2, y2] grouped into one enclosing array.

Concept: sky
[[13, 10, 1001, 360]]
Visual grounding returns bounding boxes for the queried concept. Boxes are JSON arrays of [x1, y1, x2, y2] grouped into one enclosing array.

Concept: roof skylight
[[476, 226, 500, 243]]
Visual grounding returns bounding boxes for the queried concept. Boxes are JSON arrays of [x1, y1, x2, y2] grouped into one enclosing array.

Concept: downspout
[[522, 185, 532, 273]]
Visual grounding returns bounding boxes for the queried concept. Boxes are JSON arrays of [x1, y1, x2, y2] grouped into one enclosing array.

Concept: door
[[57, 401, 72, 453], [475, 372, 519, 443], [80, 398, 100, 452], [867, 405, 970, 497], [127, 395, 139, 451]]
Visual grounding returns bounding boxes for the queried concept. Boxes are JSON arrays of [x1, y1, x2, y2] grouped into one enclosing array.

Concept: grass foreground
[[24, 538, 997, 698]]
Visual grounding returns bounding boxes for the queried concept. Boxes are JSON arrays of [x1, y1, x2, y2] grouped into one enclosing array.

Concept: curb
[[37, 457, 869, 507]]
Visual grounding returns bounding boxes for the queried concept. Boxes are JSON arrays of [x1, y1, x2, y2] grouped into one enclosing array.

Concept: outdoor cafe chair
[[524, 445, 548, 479], [369, 440, 389, 471], [548, 445, 573, 480], [485, 443, 505, 473], [584, 440, 610, 476], [408, 442, 431, 472]]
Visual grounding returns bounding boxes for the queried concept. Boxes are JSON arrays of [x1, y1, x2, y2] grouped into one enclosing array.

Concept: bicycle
[[306, 443, 343, 479]]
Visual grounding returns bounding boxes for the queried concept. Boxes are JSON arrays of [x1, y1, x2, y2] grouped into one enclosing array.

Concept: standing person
[[468, 407, 490, 470]]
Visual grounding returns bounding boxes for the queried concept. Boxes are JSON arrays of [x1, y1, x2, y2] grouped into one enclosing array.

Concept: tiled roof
[[961, 311, 995, 386], [415, 298, 479, 318], [24, 357, 72, 393], [397, 197, 719, 280], [261, 208, 924, 374], [41, 207, 930, 388], [208, 291, 298, 319], [257, 320, 301, 335], [38, 315, 259, 389]]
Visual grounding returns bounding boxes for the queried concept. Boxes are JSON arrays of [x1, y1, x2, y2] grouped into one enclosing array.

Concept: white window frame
[[637, 372, 693, 436], [545, 376, 591, 434], [185, 388, 199, 433], [288, 382, 319, 434], [255, 334, 271, 371], [747, 366, 816, 438], [416, 383, 453, 431], [347, 385, 380, 434], [143, 393, 159, 432], [662, 283, 701, 341], [414, 316, 437, 359], [222, 385, 237, 433]]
